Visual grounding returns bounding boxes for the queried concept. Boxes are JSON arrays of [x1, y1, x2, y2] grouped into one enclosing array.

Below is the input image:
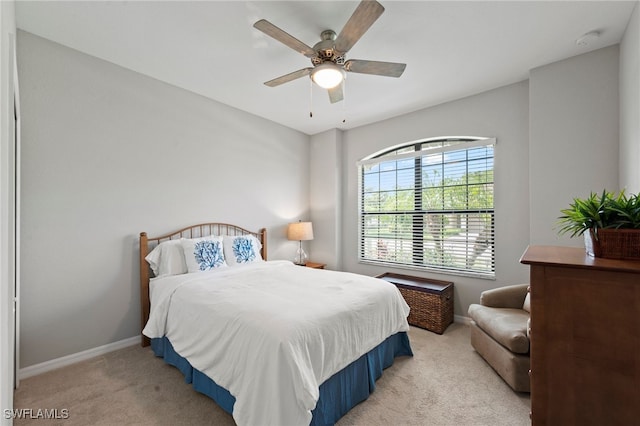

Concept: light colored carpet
[[14, 323, 530, 425]]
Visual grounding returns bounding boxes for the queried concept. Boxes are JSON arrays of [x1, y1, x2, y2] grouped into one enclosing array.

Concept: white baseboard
[[454, 314, 472, 325], [18, 317, 472, 380], [18, 335, 140, 380]]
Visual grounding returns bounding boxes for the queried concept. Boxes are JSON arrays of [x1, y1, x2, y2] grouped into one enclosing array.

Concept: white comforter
[[143, 260, 410, 426]]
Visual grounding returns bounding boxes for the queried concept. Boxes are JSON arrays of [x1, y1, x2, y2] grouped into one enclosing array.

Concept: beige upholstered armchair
[[467, 284, 530, 393]]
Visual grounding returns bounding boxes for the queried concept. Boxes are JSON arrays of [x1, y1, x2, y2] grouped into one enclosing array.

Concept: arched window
[[358, 137, 495, 278]]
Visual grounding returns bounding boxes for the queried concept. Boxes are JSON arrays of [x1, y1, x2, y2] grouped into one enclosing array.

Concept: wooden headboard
[[139, 223, 267, 347]]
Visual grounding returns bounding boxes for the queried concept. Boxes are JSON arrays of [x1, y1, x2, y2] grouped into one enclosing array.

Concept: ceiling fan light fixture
[[311, 63, 345, 89]]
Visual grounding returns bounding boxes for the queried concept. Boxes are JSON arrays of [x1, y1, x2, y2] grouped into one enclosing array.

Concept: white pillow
[[181, 236, 227, 273], [223, 235, 263, 266], [145, 239, 187, 277]]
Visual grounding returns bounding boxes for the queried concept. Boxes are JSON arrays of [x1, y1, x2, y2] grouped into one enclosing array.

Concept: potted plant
[[557, 190, 640, 259]]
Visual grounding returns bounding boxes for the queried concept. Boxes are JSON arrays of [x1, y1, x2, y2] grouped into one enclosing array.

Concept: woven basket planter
[[584, 228, 640, 260]]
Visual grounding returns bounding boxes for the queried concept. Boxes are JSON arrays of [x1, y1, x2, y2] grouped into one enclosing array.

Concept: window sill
[[358, 259, 496, 280]]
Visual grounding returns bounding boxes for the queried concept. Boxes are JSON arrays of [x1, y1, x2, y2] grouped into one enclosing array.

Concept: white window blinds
[[358, 138, 495, 278]]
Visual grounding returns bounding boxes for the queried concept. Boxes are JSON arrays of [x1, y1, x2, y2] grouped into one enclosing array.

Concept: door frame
[[12, 29, 20, 389]]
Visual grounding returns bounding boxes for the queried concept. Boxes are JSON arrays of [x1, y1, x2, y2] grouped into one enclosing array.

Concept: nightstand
[[304, 261, 326, 269]]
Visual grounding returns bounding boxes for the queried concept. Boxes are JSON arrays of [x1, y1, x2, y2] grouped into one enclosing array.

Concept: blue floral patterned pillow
[[223, 235, 263, 266], [181, 236, 227, 273]]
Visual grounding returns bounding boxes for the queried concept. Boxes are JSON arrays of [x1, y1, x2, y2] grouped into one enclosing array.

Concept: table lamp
[[287, 221, 314, 265]]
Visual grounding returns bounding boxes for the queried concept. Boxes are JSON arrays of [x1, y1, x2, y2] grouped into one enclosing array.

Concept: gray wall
[[338, 81, 531, 317], [16, 11, 637, 367], [17, 31, 310, 367], [620, 2, 640, 193], [309, 129, 343, 270], [310, 45, 623, 318], [529, 45, 620, 248]]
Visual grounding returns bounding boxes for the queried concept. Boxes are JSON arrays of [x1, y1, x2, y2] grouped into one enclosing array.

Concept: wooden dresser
[[520, 246, 640, 425]]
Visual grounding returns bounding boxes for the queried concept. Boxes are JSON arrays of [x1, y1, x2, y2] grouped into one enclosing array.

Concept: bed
[[139, 223, 412, 425]]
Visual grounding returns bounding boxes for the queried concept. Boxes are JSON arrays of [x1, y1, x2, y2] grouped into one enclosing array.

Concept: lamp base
[[294, 246, 308, 266]]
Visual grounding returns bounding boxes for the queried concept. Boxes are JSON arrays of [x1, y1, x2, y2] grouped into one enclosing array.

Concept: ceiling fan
[[253, 0, 406, 104]]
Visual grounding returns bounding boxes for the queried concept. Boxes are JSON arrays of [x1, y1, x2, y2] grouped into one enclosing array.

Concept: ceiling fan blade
[[328, 83, 344, 104], [344, 59, 406, 77], [334, 0, 385, 54], [254, 19, 317, 58], [264, 68, 312, 87]]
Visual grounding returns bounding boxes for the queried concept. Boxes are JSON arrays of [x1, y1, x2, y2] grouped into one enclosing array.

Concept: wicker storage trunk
[[376, 272, 454, 334]]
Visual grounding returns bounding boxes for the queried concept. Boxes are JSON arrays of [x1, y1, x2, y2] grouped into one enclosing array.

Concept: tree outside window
[[359, 138, 495, 278]]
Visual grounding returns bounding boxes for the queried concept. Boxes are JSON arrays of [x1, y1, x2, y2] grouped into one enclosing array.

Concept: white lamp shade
[[311, 64, 345, 89], [287, 222, 314, 241]]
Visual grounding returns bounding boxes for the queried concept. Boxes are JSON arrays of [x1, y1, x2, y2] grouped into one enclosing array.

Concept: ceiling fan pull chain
[[309, 79, 313, 118], [342, 81, 347, 124]]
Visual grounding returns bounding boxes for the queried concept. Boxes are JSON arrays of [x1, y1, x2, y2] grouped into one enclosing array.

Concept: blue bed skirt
[[151, 332, 412, 425]]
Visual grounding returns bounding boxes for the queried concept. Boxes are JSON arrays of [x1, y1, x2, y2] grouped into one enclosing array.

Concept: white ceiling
[[15, 1, 636, 135]]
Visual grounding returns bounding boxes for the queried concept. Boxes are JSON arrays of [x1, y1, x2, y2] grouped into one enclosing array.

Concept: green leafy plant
[[557, 190, 640, 239]]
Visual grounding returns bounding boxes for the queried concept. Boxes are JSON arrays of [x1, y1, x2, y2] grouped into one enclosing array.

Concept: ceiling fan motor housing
[[311, 30, 345, 66]]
